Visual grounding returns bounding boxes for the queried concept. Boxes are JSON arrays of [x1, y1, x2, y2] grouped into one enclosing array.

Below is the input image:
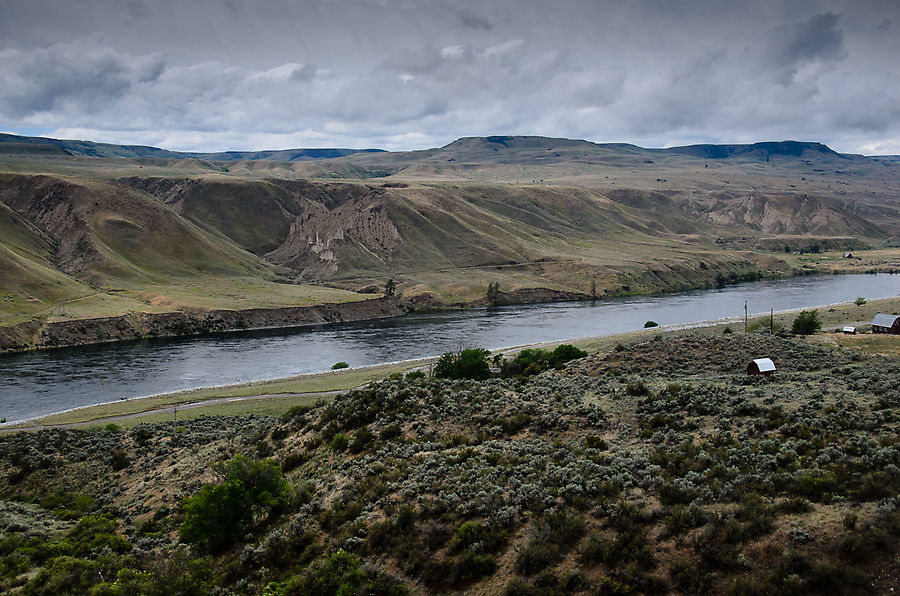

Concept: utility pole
[[770, 308, 774, 334], [744, 300, 748, 333]]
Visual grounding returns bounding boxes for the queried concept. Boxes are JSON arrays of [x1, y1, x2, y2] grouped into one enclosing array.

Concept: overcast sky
[[1, 0, 898, 154]]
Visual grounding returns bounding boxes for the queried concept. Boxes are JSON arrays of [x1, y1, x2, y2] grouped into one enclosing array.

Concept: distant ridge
[[0, 132, 874, 164], [662, 140, 844, 160], [0, 133, 384, 162]]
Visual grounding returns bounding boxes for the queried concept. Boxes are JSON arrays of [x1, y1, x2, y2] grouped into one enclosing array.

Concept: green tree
[[854, 297, 867, 307], [179, 455, 290, 551], [792, 310, 822, 335], [384, 278, 396, 297], [433, 348, 492, 381], [486, 282, 500, 305]]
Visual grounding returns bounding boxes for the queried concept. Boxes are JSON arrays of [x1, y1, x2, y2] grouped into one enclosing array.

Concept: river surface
[[1, 273, 897, 423]]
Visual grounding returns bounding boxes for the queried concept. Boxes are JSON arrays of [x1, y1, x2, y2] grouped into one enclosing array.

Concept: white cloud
[[0, 3, 898, 154]]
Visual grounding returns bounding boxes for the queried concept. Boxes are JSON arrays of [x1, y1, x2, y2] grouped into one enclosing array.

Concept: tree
[[486, 282, 500, 305], [180, 455, 290, 551], [792, 310, 822, 335], [384, 278, 396, 297], [854, 297, 867, 307], [433, 348, 492, 381]]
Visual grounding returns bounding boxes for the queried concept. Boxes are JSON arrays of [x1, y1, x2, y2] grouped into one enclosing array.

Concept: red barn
[[872, 314, 900, 335]]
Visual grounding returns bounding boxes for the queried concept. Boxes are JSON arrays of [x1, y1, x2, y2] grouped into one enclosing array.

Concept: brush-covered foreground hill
[[1, 332, 897, 594]]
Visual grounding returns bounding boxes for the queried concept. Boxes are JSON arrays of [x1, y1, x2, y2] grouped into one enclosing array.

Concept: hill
[[0, 173, 369, 330], [1, 332, 897, 593], [1, 134, 898, 348], [0, 133, 382, 161]]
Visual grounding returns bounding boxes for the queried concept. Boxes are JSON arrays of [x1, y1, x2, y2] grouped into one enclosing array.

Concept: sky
[[1, 0, 898, 154]]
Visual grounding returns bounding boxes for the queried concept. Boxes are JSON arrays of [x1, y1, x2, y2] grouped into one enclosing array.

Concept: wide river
[[1, 273, 897, 423]]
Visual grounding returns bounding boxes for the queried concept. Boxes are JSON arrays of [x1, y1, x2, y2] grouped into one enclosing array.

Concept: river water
[[1, 273, 897, 423]]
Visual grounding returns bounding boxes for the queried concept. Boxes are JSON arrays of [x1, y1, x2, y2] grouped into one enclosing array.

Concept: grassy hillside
[[0, 174, 367, 325], [1, 331, 896, 594], [1, 134, 898, 331]]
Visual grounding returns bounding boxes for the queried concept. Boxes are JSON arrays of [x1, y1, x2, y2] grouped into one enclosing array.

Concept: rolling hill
[[1, 133, 898, 347]]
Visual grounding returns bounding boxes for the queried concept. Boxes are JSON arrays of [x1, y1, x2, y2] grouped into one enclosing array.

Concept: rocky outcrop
[[0, 297, 405, 354]]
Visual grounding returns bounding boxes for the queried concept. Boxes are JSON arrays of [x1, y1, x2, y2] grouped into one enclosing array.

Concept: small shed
[[843, 252, 853, 258], [842, 326, 856, 335], [747, 357, 776, 376], [872, 314, 900, 334]]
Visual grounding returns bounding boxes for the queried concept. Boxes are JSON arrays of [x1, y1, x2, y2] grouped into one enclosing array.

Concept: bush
[[434, 348, 492, 381], [179, 455, 290, 551], [792, 310, 822, 335], [330, 433, 349, 452], [501, 344, 587, 377], [644, 320, 659, 328], [264, 549, 406, 595], [332, 362, 349, 370]]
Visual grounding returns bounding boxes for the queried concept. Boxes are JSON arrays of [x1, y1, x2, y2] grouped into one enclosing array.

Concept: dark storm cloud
[[0, 0, 898, 153], [459, 11, 494, 31], [0, 38, 166, 118], [751, 12, 846, 85]]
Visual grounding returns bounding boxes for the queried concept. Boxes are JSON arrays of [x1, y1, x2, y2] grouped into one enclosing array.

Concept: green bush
[[179, 455, 290, 551], [792, 309, 822, 335], [348, 429, 374, 454], [644, 320, 659, 328], [331, 362, 349, 370], [330, 433, 349, 452], [501, 344, 587, 377], [263, 549, 406, 595], [434, 348, 492, 381]]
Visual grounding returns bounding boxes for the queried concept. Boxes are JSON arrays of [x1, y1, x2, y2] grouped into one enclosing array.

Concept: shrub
[[792, 310, 822, 335], [179, 455, 290, 551], [379, 424, 403, 441], [349, 428, 374, 454], [330, 433, 349, 452], [264, 549, 406, 595], [550, 344, 587, 364], [405, 370, 425, 381], [644, 320, 659, 328], [434, 348, 492, 381], [332, 361, 349, 370], [516, 511, 585, 575]]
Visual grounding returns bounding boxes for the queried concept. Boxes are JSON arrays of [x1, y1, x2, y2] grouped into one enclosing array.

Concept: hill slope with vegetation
[[1, 331, 897, 594], [1, 134, 898, 348]]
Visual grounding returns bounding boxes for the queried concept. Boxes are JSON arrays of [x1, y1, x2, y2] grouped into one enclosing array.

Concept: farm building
[[842, 326, 856, 334], [871, 314, 900, 334], [747, 357, 776, 376]]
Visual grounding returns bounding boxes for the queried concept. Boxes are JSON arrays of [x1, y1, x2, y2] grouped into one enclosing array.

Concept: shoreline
[[3, 293, 897, 431], [3, 263, 897, 356]]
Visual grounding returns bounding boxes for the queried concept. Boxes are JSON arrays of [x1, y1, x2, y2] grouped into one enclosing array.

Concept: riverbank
[[4, 294, 896, 432], [0, 296, 405, 354], [2, 248, 897, 355]]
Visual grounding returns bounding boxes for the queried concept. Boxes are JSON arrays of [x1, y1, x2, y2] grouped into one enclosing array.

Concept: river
[[1, 273, 897, 423]]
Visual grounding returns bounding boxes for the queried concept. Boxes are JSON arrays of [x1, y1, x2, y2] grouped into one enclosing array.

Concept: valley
[[0, 135, 898, 352]]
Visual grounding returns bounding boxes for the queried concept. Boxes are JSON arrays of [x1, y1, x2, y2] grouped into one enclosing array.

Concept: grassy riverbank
[[6, 295, 896, 431]]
